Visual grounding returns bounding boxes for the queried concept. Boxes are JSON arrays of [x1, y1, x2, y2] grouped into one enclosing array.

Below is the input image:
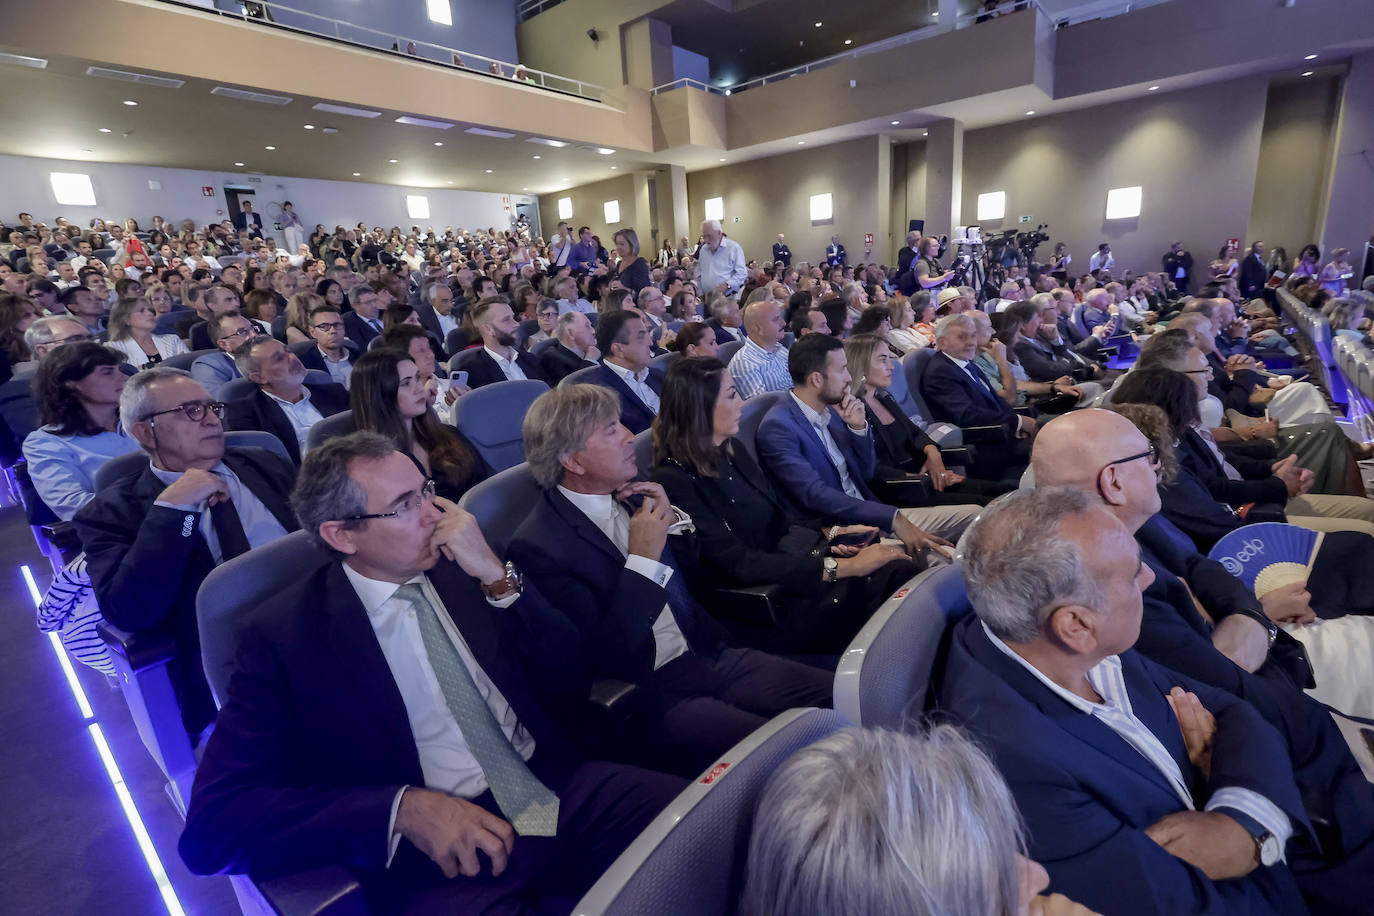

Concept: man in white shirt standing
[[1088, 242, 1115, 275], [695, 219, 747, 298]]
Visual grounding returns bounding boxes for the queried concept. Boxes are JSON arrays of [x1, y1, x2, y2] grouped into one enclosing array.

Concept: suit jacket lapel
[[224, 449, 298, 531], [250, 389, 301, 464], [825, 410, 875, 500], [546, 489, 624, 565]]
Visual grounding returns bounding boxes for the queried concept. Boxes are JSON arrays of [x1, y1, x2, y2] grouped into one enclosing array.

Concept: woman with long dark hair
[[651, 356, 914, 654], [348, 347, 486, 502]]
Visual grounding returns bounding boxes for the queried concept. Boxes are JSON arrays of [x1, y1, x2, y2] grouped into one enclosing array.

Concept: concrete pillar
[[1316, 51, 1374, 256], [875, 134, 893, 261], [923, 118, 964, 238], [936, 0, 958, 32], [622, 17, 674, 91], [632, 172, 653, 237], [663, 164, 690, 248]]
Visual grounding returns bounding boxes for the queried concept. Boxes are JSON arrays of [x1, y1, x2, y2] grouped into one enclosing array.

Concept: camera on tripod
[[1015, 223, 1050, 259]]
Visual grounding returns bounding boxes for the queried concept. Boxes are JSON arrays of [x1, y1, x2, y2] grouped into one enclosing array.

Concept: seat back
[[649, 350, 683, 374], [226, 430, 293, 464], [515, 319, 540, 349], [901, 348, 938, 423], [444, 327, 470, 356], [197, 531, 331, 706], [305, 409, 355, 452], [449, 347, 488, 375], [882, 353, 921, 421], [633, 428, 655, 478], [451, 379, 549, 473], [1071, 304, 1090, 337], [574, 708, 848, 916], [833, 564, 972, 729], [95, 451, 150, 490], [717, 339, 745, 365], [163, 348, 215, 371], [303, 369, 333, 387], [457, 463, 543, 555], [0, 377, 40, 445], [561, 364, 603, 388], [736, 390, 787, 466]]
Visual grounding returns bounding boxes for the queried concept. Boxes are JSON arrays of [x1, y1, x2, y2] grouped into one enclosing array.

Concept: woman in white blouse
[[885, 295, 932, 355], [103, 296, 187, 370]]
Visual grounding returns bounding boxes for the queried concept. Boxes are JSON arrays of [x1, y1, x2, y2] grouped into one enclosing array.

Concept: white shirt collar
[[605, 358, 649, 386], [943, 351, 972, 370], [556, 485, 617, 526], [150, 459, 229, 486], [341, 563, 426, 617], [484, 345, 517, 366], [789, 391, 831, 430], [980, 620, 1119, 716], [263, 387, 311, 407]]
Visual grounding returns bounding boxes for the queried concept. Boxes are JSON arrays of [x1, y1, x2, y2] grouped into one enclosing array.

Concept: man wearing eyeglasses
[[12, 316, 93, 377], [295, 304, 359, 389], [190, 312, 253, 392], [73, 368, 298, 744], [225, 335, 349, 465]]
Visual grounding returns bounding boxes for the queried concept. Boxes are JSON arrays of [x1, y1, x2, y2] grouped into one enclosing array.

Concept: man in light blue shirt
[[728, 300, 792, 399], [695, 219, 747, 297]]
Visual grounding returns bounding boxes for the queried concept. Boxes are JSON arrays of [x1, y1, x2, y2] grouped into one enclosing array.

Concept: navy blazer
[[1177, 429, 1287, 509], [706, 319, 745, 347], [508, 488, 727, 685], [579, 362, 663, 435], [538, 341, 596, 385], [73, 447, 299, 738], [294, 340, 361, 376], [343, 311, 382, 349], [223, 382, 350, 464], [940, 616, 1309, 915], [920, 350, 1017, 433], [462, 347, 550, 390], [179, 559, 586, 884], [755, 394, 894, 530]]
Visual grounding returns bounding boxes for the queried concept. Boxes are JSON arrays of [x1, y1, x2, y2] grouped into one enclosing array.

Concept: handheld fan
[[1207, 523, 1323, 598]]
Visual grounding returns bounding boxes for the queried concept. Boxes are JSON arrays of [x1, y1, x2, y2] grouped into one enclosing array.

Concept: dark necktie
[[964, 362, 998, 403], [209, 497, 253, 562]]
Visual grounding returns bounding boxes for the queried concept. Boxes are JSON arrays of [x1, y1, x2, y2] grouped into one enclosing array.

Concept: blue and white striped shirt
[[728, 338, 792, 400], [983, 622, 1292, 857]]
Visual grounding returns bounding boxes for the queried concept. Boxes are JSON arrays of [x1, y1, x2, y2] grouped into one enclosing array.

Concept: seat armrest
[[40, 520, 82, 552], [1012, 406, 1035, 418], [959, 424, 1008, 444], [937, 446, 972, 467], [1095, 346, 1118, 358], [98, 621, 176, 672], [874, 476, 933, 506], [710, 584, 782, 625], [255, 866, 368, 916]]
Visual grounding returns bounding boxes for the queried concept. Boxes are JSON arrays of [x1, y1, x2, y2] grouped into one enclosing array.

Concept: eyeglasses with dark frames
[[1104, 444, 1158, 469], [142, 400, 226, 424], [336, 478, 437, 522], [1182, 367, 1213, 376], [311, 321, 346, 332], [218, 326, 253, 342]]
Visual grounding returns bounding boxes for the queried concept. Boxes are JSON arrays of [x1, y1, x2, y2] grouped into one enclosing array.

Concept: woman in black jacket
[[611, 228, 651, 295], [651, 356, 914, 655]]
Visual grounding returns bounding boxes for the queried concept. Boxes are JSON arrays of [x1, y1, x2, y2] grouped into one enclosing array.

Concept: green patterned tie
[[394, 583, 560, 836]]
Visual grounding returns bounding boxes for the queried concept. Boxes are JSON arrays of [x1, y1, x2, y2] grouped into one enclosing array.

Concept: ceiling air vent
[[0, 53, 48, 69], [211, 86, 293, 105], [86, 66, 184, 88]]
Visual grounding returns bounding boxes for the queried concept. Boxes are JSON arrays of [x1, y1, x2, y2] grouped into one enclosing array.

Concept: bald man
[[729, 300, 791, 399]]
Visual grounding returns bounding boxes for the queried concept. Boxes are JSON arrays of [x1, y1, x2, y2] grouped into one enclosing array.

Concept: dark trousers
[[644, 648, 833, 776], [378, 761, 685, 915], [1309, 531, 1374, 618]]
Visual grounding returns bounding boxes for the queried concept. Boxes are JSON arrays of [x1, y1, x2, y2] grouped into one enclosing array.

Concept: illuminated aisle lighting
[[20, 563, 187, 916]]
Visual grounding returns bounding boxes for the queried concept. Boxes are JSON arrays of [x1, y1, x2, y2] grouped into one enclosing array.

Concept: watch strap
[[1230, 607, 1278, 647]]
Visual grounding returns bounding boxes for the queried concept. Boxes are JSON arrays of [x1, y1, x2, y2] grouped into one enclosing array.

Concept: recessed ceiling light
[[724, 89, 732, 96], [395, 115, 455, 129], [891, 120, 900, 125], [844, 39, 852, 45], [797, 140, 806, 145], [1304, 53, 1318, 60], [122, 99, 138, 106], [447, 181, 454, 184], [434, 141, 444, 146], [98, 127, 111, 133], [303, 124, 314, 129], [814, 21, 823, 27], [1147, 85, 1160, 91], [389, 158, 398, 163], [526, 137, 569, 148], [922, 130, 928, 136], [561, 177, 569, 181], [485, 169, 493, 173], [719, 157, 727, 161], [234, 162, 245, 167], [264, 145, 276, 150], [1024, 110, 1035, 116], [522, 187, 529, 190], [1301, 70, 1314, 77], [532, 154, 541, 159], [931, 10, 939, 17], [321, 126, 338, 134], [596, 147, 615, 155], [352, 171, 360, 176]]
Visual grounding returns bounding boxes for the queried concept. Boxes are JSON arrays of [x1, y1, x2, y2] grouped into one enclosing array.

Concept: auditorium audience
[[190, 311, 252, 391], [706, 294, 746, 344], [296, 304, 359, 389], [343, 284, 385, 348], [524, 299, 560, 352], [224, 335, 348, 463], [667, 321, 719, 358], [104, 296, 189, 370]]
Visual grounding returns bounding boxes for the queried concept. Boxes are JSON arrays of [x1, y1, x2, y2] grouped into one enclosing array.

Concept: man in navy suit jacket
[[920, 313, 1034, 478], [574, 310, 663, 435], [180, 434, 683, 912], [508, 384, 833, 777], [222, 336, 350, 464], [756, 334, 977, 555], [1239, 241, 1269, 300], [343, 285, 385, 349], [231, 201, 264, 239], [458, 297, 550, 389]]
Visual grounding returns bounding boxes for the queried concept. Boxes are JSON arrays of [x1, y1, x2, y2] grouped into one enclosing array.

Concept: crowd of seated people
[[7, 205, 1374, 914]]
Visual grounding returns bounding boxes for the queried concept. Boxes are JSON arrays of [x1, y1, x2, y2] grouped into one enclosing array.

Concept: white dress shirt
[[556, 297, 596, 315], [982, 622, 1292, 854], [557, 486, 688, 670], [263, 388, 325, 453], [483, 346, 528, 382], [604, 359, 660, 414], [149, 461, 287, 564], [434, 310, 458, 340], [317, 347, 353, 389], [789, 392, 865, 500]]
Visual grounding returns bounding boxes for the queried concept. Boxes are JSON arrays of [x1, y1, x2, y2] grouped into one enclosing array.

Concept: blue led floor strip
[[21, 564, 188, 916]]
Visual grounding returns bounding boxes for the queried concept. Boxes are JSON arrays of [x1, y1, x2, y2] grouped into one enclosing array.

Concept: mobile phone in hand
[[829, 529, 878, 549]]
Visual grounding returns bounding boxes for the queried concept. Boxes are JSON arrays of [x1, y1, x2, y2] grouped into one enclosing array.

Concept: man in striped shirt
[[728, 300, 791, 399]]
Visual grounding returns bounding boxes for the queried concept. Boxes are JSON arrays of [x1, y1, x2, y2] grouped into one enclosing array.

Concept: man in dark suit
[[231, 200, 264, 239], [1238, 241, 1269, 300], [706, 296, 746, 346], [1163, 241, 1194, 295], [179, 433, 684, 912], [416, 281, 460, 356], [538, 311, 598, 385], [771, 234, 791, 267], [223, 336, 349, 464], [508, 385, 833, 777], [1006, 299, 1104, 384], [293, 304, 360, 389], [824, 236, 846, 268], [1052, 289, 1112, 360], [343, 284, 385, 349], [756, 333, 977, 552], [575, 310, 662, 435], [920, 313, 1034, 478], [460, 297, 549, 389], [73, 369, 298, 742], [896, 230, 922, 277], [943, 487, 1314, 915]]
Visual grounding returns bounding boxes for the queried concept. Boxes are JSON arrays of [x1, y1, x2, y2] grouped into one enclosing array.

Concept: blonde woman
[[104, 296, 187, 370]]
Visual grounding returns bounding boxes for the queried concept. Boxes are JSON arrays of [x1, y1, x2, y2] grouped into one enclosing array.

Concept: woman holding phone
[[651, 356, 914, 655]]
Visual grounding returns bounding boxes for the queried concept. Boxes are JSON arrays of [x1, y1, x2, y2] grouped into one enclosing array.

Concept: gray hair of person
[[1028, 292, 1057, 311], [421, 281, 450, 306], [841, 281, 865, 303], [1084, 288, 1112, 308], [635, 285, 662, 309], [291, 430, 399, 553], [740, 724, 1026, 916], [24, 315, 86, 351], [709, 294, 737, 320], [1180, 297, 1214, 320], [1000, 280, 1020, 298], [346, 283, 376, 308], [613, 227, 640, 258], [522, 384, 621, 489], [959, 486, 1106, 642], [1166, 311, 1212, 339], [933, 312, 974, 339], [701, 219, 722, 234], [555, 310, 584, 337], [231, 334, 276, 378], [118, 366, 194, 436], [1135, 329, 1195, 372]]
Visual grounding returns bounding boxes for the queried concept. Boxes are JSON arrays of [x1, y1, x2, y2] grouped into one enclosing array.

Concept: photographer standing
[[915, 237, 955, 291]]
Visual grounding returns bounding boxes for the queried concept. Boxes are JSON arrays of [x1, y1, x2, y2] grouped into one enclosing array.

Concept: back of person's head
[[788, 331, 844, 386], [292, 430, 398, 554], [595, 308, 638, 358], [382, 302, 419, 333], [653, 356, 728, 476], [1110, 367, 1199, 437], [601, 287, 633, 314], [25, 315, 87, 354], [1003, 300, 1039, 331], [786, 290, 811, 322], [741, 725, 1027, 916], [523, 383, 621, 489], [852, 305, 889, 337], [817, 297, 848, 339], [379, 322, 430, 356], [1135, 329, 1194, 371], [1180, 297, 1215, 321], [33, 341, 124, 436]]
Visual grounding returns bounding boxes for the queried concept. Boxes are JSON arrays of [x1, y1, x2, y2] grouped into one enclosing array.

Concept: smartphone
[[453, 370, 468, 386], [829, 528, 878, 549]]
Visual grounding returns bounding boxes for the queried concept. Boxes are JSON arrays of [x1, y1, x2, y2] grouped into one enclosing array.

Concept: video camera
[[1015, 223, 1050, 258]]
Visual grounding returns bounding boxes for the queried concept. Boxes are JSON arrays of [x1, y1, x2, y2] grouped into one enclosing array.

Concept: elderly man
[[771, 233, 791, 268], [19, 316, 93, 373], [824, 235, 847, 268], [73, 368, 297, 742], [1007, 296, 1105, 386], [343, 284, 385, 349], [896, 230, 923, 277], [635, 285, 671, 343], [706, 294, 745, 345], [190, 312, 252, 391], [538, 311, 599, 385], [224, 335, 348, 463], [942, 486, 1314, 915], [415, 281, 459, 347], [179, 432, 684, 912], [695, 220, 747, 298], [463, 297, 549, 389], [552, 275, 595, 316], [728, 300, 792, 399], [508, 385, 833, 776], [1052, 288, 1114, 359]]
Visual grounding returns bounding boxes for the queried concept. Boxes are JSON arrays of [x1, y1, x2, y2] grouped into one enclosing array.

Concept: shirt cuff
[[485, 591, 520, 609], [626, 554, 674, 588], [847, 424, 869, 437], [1206, 788, 1293, 862], [385, 787, 408, 868], [153, 499, 202, 513]]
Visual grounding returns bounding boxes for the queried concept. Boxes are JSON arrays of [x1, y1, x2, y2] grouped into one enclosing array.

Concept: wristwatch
[[822, 557, 839, 583], [1225, 809, 1283, 867], [1232, 607, 1279, 649], [480, 561, 523, 599]]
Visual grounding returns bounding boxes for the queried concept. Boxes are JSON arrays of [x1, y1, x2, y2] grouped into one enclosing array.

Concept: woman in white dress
[[103, 296, 187, 370]]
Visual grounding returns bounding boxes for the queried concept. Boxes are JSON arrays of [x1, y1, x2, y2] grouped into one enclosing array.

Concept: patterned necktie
[[393, 583, 559, 836]]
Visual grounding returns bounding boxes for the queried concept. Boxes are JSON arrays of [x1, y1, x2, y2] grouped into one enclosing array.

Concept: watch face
[[1260, 834, 1282, 867]]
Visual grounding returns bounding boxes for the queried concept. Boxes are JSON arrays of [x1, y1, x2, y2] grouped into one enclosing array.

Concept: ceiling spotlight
[[891, 120, 900, 125], [264, 145, 276, 150], [485, 169, 493, 173], [352, 171, 361, 176], [98, 127, 111, 133], [522, 187, 529, 191], [922, 130, 928, 136], [122, 99, 138, 106], [234, 162, 245, 166], [303, 124, 314, 129], [434, 141, 444, 146], [1147, 85, 1160, 91], [797, 140, 806, 145], [844, 39, 852, 45], [814, 21, 823, 27], [447, 181, 454, 184], [1301, 70, 1314, 77], [724, 89, 732, 96], [1024, 110, 1035, 116], [389, 158, 398, 163], [532, 154, 541, 159], [596, 147, 615, 155], [719, 157, 727, 162], [931, 10, 939, 17], [1304, 53, 1318, 60], [321, 126, 338, 134], [610, 166, 618, 169]]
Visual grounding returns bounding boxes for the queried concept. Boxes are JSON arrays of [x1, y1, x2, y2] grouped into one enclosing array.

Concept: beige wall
[[537, 173, 640, 248], [1247, 75, 1341, 258], [684, 137, 883, 264], [516, 0, 677, 89], [960, 76, 1269, 281], [890, 141, 929, 260]]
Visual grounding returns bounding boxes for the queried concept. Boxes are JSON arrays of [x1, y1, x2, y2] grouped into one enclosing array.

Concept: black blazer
[[231, 211, 264, 237], [508, 488, 728, 685], [579, 362, 664, 435], [538, 341, 596, 385], [463, 347, 550, 389], [414, 303, 456, 357], [1238, 253, 1268, 299], [920, 350, 1016, 433], [772, 243, 792, 267], [615, 257, 651, 295], [73, 447, 298, 738], [1014, 335, 1095, 382], [1177, 428, 1287, 508], [178, 559, 587, 885], [223, 382, 350, 464], [294, 340, 361, 375], [343, 311, 382, 349], [706, 319, 744, 346]]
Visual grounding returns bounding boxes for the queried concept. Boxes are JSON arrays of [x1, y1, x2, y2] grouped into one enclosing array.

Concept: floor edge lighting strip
[[20, 564, 188, 916]]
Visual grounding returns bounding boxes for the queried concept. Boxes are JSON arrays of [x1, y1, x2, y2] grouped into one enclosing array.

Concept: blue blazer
[[581, 362, 664, 435], [755, 394, 893, 530], [919, 350, 1016, 433], [939, 615, 1309, 916]]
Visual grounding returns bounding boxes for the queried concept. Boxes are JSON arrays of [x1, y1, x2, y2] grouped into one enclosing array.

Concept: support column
[[875, 134, 893, 262], [622, 17, 674, 91], [1316, 51, 1374, 256], [664, 164, 690, 249], [936, 0, 958, 32], [923, 118, 964, 238], [632, 172, 653, 239]]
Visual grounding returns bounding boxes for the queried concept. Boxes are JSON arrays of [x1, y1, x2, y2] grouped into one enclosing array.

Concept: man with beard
[[462, 297, 549, 388]]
